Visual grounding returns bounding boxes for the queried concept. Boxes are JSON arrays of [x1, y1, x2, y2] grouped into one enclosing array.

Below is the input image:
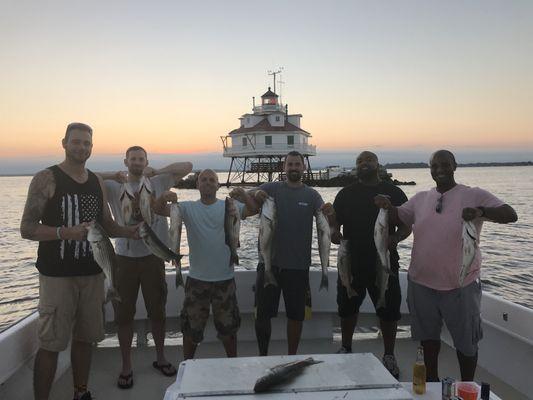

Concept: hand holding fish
[[462, 207, 483, 221], [112, 171, 128, 183], [229, 187, 246, 202], [142, 166, 157, 178], [374, 194, 393, 209], [254, 189, 269, 205], [331, 229, 342, 245], [61, 222, 91, 241], [320, 202, 335, 217], [161, 190, 178, 203], [124, 223, 142, 240]]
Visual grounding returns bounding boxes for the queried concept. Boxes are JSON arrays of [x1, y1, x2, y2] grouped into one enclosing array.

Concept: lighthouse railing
[[223, 143, 316, 156]]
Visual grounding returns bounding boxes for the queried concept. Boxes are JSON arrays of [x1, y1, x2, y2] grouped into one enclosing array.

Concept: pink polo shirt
[[398, 184, 504, 290]]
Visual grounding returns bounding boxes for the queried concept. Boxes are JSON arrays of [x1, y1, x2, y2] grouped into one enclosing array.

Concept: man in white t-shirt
[[154, 169, 257, 360], [100, 146, 192, 389]]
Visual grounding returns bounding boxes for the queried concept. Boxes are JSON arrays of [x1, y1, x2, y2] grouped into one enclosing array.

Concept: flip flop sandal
[[152, 361, 177, 377], [117, 371, 133, 389]]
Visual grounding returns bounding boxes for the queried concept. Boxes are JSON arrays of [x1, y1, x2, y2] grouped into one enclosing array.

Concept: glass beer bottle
[[413, 346, 426, 394]]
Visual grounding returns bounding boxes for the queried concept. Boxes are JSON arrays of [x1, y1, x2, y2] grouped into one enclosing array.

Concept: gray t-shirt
[[105, 174, 175, 257], [260, 181, 324, 270]]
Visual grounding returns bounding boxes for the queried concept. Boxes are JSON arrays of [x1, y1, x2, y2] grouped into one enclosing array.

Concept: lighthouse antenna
[[277, 77, 285, 107], [267, 67, 284, 94]]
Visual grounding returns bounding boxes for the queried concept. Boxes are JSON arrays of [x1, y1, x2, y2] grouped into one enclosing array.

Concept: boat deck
[[46, 331, 526, 400], [3, 270, 531, 399]]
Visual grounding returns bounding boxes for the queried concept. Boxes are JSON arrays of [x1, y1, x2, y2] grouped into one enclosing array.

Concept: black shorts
[[254, 264, 311, 322], [337, 264, 402, 322]]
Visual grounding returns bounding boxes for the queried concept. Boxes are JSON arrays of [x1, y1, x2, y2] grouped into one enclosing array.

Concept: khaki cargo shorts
[[113, 254, 167, 325], [180, 277, 241, 344], [37, 273, 105, 352]]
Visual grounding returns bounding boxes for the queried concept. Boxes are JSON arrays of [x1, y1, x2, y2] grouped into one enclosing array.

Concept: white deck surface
[[46, 334, 527, 400]]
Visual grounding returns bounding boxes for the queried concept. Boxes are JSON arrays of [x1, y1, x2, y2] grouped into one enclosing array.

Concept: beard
[[66, 149, 90, 164], [287, 170, 302, 182], [357, 166, 376, 180], [128, 166, 144, 177]]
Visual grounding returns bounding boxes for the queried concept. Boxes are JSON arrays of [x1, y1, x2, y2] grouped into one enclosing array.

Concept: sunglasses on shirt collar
[[436, 194, 444, 214]]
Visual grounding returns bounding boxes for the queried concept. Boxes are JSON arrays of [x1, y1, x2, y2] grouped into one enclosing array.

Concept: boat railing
[[2, 270, 533, 397]]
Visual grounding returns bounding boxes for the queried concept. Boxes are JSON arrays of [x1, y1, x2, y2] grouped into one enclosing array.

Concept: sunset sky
[[1, 0, 532, 170]]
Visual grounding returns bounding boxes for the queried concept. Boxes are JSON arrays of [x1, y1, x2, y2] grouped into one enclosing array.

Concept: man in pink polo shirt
[[375, 149, 517, 382]]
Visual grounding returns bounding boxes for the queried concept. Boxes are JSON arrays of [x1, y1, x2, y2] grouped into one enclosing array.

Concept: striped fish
[[169, 203, 184, 287], [87, 222, 121, 303]]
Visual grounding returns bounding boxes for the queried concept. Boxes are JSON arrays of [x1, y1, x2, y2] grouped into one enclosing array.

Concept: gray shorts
[[407, 278, 482, 357]]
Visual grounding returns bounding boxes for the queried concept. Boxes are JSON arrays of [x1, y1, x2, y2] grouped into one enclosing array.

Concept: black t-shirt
[[333, 181, 408, 272]]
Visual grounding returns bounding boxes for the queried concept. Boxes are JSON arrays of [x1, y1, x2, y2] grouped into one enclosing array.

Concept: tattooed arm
[[20, 170, 56, 241], [20, 170, 89, 241], [97, 175, 139, 239]]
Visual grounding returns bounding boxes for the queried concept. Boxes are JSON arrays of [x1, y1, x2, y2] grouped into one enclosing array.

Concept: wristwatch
[[477, 206, 486, 217]]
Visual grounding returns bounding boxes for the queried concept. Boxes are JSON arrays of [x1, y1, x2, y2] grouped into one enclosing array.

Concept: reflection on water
[[1, 167, 532, 332]]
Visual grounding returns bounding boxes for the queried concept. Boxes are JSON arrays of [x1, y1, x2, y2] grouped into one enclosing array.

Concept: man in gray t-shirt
[[233, 151, 331, 356], [100, 146, 192, 389]]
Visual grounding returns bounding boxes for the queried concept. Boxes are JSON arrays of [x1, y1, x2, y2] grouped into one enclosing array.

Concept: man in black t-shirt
[[328, 151, 411, 379]]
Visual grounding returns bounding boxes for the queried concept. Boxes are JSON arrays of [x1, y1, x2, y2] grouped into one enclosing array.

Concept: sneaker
[[336, 346, 352, 354], [382, 354, 400, 379], [73, 391, 92, 400]]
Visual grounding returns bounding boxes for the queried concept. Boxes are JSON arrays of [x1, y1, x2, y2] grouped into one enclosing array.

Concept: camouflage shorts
[[180, 277, 241, 344]]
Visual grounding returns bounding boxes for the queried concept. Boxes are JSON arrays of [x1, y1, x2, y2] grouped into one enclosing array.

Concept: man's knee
[[36, 347, 59, 359]]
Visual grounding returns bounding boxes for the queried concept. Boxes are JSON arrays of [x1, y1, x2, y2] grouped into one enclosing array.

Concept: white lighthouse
[[220, 85, 316, 186]]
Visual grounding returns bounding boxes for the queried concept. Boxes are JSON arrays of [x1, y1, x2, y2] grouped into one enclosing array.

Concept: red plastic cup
[[456, 382, 479, 400]]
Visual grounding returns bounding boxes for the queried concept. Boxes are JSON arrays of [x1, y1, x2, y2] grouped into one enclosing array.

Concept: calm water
[[1, 167, 532, 332]]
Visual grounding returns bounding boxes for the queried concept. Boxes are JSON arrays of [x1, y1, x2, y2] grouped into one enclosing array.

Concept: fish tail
[[319, 274, 328, 291], [175, 257, 184, 288], [175, 270, 184, 288]]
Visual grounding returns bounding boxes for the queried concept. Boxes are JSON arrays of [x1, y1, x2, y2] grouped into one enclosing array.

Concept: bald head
[[429, 149, 457, 188], [197, 169, 220, 199], [356, 151, 378, 164], [430, 150, 457, 168], [198, 169, 219, 183]]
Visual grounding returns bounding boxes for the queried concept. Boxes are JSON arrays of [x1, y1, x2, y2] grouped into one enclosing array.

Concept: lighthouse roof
[[228, 118, 310, 136], [261, 87, 278, 98]]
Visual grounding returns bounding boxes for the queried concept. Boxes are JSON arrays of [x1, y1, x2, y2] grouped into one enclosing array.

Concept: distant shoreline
[[384, 161, 533, 169], [1, 161, 532, 177]]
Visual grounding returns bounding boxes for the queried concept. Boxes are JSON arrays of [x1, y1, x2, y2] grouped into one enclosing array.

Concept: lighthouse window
[[242, 137, 247, 147], [287, 135, 294, 146], [265, 136, 272, 146]]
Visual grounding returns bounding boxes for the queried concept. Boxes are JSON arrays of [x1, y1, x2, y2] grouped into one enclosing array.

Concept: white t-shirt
[[105, 174, 175, 257], [180, 199, 245, 282]]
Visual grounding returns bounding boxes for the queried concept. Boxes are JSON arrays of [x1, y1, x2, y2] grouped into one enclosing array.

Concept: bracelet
[[56, 226, 63, 240]]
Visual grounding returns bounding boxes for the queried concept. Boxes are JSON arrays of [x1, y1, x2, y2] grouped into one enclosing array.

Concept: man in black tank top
[[20, 123, 139, 400]]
